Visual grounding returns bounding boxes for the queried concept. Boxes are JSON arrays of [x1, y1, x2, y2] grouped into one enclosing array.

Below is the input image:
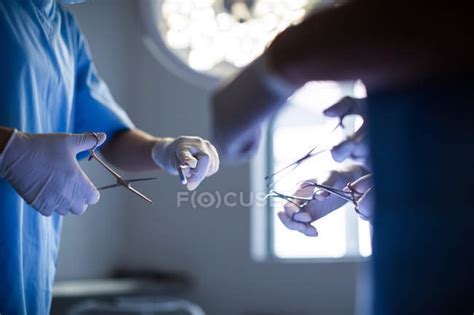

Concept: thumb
[[314, 189, 330, 201], [323, 96, 359, 118], [348, 174, 373, 192], [356, 187, 374, 221], [176, 149, 198, 169], [69, 132, 107, 154], [331, 139, 355, 162]]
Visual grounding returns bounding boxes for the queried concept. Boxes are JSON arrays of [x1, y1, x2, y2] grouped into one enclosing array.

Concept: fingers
[[283, 185, 314, 216], [285, 202, 315, 223], [280, 184, 325, 236], [176, 150, 198, 170], [300, 172, 338, 200], [34, 194, 72, 217], [7, 131, 104, 218], [330, 127, 368, 163], [278, 212, 318, 237], [314, 189, 330, 201], [57, 163, 100, 216], [283, 199, 301, 217], [292, 211, 312, 223], [345, 174, 374, 221], [331, 139, 355, 162], [55, 172, 99, 216], [57, 187, 96, 216], [64, 146, 101, 215], [55, 203, 70, 216], [356, 188, 374, 221], [283, 180, 331, 219], [285, 172, 351, 231], [324, 97, 369, 164], [186, 154, 210, 191], [84, 188, 100, 206], [174, 137, 220, 190], [348, 173, 373, 193], [323, 96, 362, 118], [69, 132, 107, 154], [51, 199, 88, 216], [52, 191, 93, 216], [70, 203, 88, 216], [34, 199, 54, 217]]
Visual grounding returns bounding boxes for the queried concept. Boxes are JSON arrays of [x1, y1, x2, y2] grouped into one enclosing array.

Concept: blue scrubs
[[0, 1, 134, 314]]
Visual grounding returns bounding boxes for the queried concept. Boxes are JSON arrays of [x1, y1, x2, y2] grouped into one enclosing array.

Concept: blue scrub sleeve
[[72, 16, 135, 153]]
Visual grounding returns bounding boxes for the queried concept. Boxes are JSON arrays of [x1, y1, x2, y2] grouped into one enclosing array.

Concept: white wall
[[57, 1, 359, 314]]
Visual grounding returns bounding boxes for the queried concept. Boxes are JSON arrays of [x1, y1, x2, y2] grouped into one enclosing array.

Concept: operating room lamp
[[140, 0, 320, 89]]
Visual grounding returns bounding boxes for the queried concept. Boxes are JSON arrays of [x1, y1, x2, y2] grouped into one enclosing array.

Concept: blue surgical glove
[[0, 130, 106, 216], [152, 136, 220, 191]]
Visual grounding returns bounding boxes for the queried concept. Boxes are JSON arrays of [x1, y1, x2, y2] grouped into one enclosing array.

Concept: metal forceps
[[88, 132, 157, 204], [265, 115, 351, 189], [177, 165, 189, 185], [265, 180, 364, 214]]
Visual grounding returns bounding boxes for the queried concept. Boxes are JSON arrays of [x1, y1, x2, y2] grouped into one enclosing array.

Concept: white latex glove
[[0, 130, 106, 216], [345, 173, 374, 221], [152, 136, 220, 191], [277, 169, 357, 237], [324, 96, 370, 166]]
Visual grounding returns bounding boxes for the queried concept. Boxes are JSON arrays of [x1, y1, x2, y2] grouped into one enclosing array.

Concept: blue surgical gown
[[0, 1, 134, 314]]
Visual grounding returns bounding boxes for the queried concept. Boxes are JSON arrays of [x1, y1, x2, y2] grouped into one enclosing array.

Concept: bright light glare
[[166, 30, 190, 49], [290, 81, 345, 112], [353, 80, 367, 98], [271, 81, 372, 259], [358, 219, 372, 257], [160, 0, 313, 74], [188, 49, 216, 71], [272, 126, 348, 258]]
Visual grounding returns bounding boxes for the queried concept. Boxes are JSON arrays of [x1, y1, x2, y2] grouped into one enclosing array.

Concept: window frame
[[250, 82, 371, 263]]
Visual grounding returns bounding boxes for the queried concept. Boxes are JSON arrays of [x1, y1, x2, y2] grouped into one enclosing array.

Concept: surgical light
[[141, 0, 319, 85]]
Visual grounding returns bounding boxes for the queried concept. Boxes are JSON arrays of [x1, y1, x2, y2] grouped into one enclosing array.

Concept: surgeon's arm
[[100, 129, 157, 172], [211, 0, 473, 161], [267, 0, 473, 91]]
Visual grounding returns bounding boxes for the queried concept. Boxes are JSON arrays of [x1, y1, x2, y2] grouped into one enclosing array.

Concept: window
[[252, 81, 371, 260]]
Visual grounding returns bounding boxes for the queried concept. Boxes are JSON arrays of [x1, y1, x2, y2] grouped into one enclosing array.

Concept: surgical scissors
[[88, 132, 157, 204], [265, 180, 364, 213]]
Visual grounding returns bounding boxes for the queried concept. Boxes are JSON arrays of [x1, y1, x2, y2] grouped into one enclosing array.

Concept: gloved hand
[[0, 130, 106, 216], [277, 169, 357, 237], [324, 96, 370, 166], [345, 173, 374, 221], [152, 136, 219, 191]]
